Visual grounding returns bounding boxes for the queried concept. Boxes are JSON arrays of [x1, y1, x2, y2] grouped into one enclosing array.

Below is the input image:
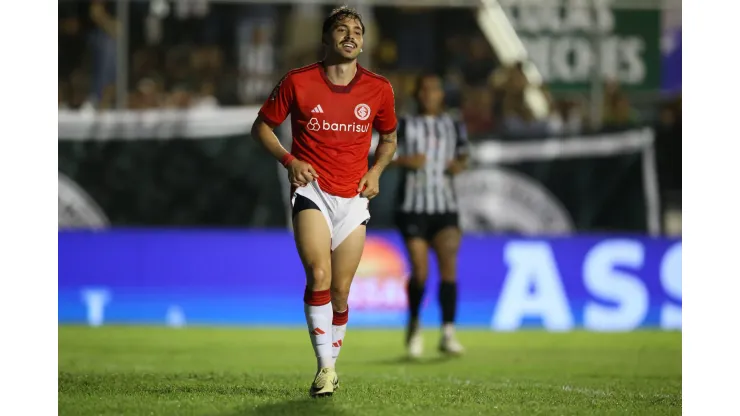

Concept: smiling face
[[322, 8, 365, 62]]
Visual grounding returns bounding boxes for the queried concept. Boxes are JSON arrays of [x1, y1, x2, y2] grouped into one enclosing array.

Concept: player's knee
[[307, 264, 331, 289], [411, 269, 429, 284], [437, 260, 457, 283], [440, 273, 456, 283]]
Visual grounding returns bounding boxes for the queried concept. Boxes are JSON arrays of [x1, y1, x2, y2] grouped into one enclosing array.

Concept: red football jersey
[[258, 62, 398, 198]]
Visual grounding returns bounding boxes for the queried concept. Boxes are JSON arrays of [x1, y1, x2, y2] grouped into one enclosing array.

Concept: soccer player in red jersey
[[251, 6, 398, 397]]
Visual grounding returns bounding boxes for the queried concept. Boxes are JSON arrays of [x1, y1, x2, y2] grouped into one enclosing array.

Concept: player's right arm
[[251, 73, 317, 186]]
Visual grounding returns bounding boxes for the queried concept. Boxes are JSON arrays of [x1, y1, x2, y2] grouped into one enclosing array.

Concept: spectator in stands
[[59, 3, 84, 91], [88, 0, 118, 109], [165, 85, 193, 109], [130, 48, 162, 85], [603, 93, 640, 130], [239, 26, 275, 103], [164, 45, 192, 89], [440, 35, 469, 109], [171, 0, 212, 44], [192, 81, 220, 110], [547, 97, 583, 136], [373, 38, 398, 71], [98, 85, 118, 110], [462, 36, 496, 88], [461, 88, 495, 138], [500, 63, 548, 137], [129, 78, 164, 109], [68, 70, 91, 111], [601, 79, 640, 130]]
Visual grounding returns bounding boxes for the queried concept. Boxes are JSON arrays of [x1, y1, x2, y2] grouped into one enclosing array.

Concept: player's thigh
[[397, 213, 431, 280], [431, 218, 462, 282], [330, 224, 366, 302], [293, 208, 333, 289]]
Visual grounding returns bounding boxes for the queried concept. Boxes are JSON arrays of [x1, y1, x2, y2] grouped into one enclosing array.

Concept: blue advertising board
[[661, 26, 682, 93], [58, 230, 681, 331]]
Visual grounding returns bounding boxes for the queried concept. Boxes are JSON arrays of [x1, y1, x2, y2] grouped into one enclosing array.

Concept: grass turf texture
[[59, 326, 681, 415]]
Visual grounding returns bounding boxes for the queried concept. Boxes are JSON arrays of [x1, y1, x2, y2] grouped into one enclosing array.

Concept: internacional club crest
[[354, 103, 371, 121]]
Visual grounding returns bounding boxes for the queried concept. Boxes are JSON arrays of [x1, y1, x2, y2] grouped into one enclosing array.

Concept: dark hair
[[414, 72, 441, 98], [414, 72, 444, 114], [322, 6, 365, 36]]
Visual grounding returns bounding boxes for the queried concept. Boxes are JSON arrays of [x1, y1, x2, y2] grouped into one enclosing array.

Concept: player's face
[[328, 17, 364, 61], [418, 76, 445, 114]]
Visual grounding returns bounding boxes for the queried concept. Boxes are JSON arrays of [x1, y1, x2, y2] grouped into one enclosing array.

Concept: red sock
[[332, 308, 349, 326], [332, 307, 348, 365]]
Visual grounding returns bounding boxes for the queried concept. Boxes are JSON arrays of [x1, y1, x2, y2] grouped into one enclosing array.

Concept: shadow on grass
[[225, 396, 347, 416], [366, 355, 457, 366]]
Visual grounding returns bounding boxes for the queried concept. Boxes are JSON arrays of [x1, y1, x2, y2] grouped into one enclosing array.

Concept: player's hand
[[358, 168, 381, 199], [406, 154, 427, 170], [287, 159, 318, 187], [445, 159, 466, 176]]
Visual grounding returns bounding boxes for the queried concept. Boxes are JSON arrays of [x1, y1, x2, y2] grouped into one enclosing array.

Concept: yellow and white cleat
[[309, 367, 338, 398]]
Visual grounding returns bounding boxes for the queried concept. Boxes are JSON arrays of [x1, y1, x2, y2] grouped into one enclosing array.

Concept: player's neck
[[322, 58, 358, 87]]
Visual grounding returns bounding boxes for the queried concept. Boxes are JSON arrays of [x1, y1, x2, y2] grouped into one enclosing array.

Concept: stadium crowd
[[58, 1, 680, 137]]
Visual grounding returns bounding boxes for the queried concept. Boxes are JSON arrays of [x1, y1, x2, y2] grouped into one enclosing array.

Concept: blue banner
[[661, 27, 682, 93], [59, 230, 681, 331]]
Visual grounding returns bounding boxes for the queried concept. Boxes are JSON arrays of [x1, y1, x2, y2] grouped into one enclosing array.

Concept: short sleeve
[[373, 82, 398, 135], [258, 73, 295, 127], [454, 120, 470, 157]]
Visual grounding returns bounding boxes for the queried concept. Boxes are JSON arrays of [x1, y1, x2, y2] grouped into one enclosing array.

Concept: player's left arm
[[372, 130, 397, 172], [447, 119, 470, 175], [370, 82, 399, 174], [358, 82, 398, 198]]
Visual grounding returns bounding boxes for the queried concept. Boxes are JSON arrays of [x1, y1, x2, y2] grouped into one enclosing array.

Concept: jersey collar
[[319, 61, 363, 93]]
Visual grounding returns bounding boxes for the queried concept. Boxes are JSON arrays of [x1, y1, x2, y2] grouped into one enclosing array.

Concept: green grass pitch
[[59, 326, 681, 415]]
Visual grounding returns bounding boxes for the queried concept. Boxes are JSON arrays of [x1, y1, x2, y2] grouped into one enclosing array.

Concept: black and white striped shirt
[[396, 114, 470, 214]]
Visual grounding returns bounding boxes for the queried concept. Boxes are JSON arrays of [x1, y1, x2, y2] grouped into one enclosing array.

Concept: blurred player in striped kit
[[394, 73, 470, 358]]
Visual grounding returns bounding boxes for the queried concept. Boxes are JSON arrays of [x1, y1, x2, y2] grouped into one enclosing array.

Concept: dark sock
[[439, 281, 457, 324], [406, 278, 426, 321]]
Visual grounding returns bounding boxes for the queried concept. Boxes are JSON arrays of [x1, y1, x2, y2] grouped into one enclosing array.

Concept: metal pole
[[116, 0, 129, 110], [589, 8, 603, 131]]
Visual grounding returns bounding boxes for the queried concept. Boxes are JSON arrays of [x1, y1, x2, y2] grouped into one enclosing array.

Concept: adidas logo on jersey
[[311, 104, 324, 113]]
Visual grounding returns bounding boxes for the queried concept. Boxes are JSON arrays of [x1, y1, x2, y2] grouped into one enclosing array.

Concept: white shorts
[[292, 181, 371, 251]]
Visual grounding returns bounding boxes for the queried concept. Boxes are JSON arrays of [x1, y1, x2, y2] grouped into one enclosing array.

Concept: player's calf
[[329, 270, 352, 368], [438, 278, 464, 356], [405, 275, 427, 358], [331, 307, 348, 367], [304, 286, 334, 371], [328, 225, 366, 369]]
